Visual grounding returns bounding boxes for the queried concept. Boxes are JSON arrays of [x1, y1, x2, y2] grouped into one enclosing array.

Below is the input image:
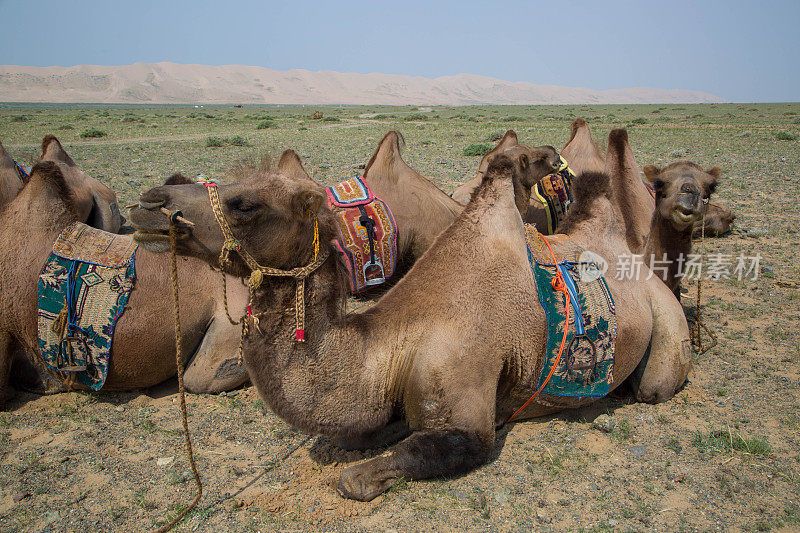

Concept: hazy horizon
[[1, 0, 798, 103]]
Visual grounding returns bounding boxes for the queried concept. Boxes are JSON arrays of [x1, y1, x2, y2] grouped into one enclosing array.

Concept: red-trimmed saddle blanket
[[327, 177, 398, 293]]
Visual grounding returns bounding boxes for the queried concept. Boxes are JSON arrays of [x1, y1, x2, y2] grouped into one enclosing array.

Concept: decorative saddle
[[326, 177, 398, 293], [37, 222, 137, 390], [525, 225, 617, 398], [532, 157, 576, 234]]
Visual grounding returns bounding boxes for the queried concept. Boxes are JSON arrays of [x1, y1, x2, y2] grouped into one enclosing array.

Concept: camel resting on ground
[[0, 138, 250, 406], [130, 137, 691, 501]]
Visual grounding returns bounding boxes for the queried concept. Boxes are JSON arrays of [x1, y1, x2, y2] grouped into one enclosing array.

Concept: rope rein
[[151, 211, 203, 533], [692, 200, 717, 355]]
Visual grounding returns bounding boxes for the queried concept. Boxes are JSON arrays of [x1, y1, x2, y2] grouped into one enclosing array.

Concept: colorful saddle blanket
[[327, 177, 398, 293], [525, 225, 617, 398], [37, 222, 137, 390], [532, 158, 576, 234]]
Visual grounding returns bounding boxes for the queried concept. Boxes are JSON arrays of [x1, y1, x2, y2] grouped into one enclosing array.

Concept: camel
[[130, 139, 690, 501], [565, 118, 734, 241], [449, 130, 567, 231], [566, 124, 722, 297], [0, 141, 250, 407], [641, 159, 720, 299], [1, 136, 124, 233]]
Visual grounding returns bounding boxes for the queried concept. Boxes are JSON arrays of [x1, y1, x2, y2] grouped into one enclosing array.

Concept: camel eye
[[226, 196, 263, 217]]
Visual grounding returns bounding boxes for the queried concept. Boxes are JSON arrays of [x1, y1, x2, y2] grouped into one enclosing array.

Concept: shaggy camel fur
[[0, 152, 250, 407], [130, 142, 690, 501]]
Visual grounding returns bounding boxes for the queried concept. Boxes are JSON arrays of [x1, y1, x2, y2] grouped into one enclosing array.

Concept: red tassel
[[296, 329, 305, 342], [204, 182, 218, 188], [247, 305, 252, 315]]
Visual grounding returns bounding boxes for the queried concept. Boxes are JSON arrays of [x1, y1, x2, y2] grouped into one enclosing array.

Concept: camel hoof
[[337, 465, 394, 502]]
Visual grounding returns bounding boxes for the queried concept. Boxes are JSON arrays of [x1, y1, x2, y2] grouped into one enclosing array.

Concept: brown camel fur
[[130, 144, 690, 501], [0, 141, 26, 210], [560, 118, 606, 176], [0, 158, 250, 408], [642, 159, 720, 299]]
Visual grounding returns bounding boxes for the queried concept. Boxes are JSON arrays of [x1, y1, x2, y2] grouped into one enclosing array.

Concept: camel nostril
[[680, 183, 699, 195], [138, 189, 168, 210]]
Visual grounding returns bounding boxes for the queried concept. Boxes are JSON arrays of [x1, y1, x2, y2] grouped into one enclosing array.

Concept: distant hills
[[0, 62, 724, 105]]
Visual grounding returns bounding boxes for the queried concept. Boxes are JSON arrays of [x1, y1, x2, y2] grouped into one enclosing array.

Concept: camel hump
[[557, 171, 612, 234], [163, 172, 193, 185], [364, 131, 405, 177], [568, 118, 588, 142], [41, 135, 76, 166]]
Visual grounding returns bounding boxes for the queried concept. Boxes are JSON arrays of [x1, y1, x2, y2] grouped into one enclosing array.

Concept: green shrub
[[79, 128, 106, 138], [205, 136, 224, 147], [775, 131, 798, 141], [501, 116, 524, 122], [321, 116, 341, 122], [405, 113, 428, 121], [122, 116, 138, 123], [372, 114, 396, 119], [11, 115, 28, 122], [58, 124, 74, 130], [462, 143, 493, 156], [630, 117, 648, 125], [486, 130, 504, 142], [228, 135, 248, 146], [693, 428, 771, 455], [298, 126, 308, 131], [256, 120, 274, 129]]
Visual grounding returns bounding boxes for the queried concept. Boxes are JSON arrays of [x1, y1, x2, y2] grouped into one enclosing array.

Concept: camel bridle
[[198, 176, 329, 343]]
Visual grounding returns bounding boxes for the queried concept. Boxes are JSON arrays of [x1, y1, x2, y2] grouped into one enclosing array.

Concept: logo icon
[[577, 250, 608, 282]]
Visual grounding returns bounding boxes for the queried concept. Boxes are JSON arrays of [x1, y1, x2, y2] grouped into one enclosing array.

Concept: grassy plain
[[0, 102, 799, 531]]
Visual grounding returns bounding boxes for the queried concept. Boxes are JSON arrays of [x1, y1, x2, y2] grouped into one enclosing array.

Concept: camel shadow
[[307, 392, 642, 474]]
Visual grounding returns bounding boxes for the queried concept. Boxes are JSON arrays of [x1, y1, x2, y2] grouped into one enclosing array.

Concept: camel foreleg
[[337, 428, 492, 501]]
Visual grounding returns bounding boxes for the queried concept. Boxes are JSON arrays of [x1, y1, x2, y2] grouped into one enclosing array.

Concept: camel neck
[[644, 213, 692, 293], [244, 253, 393, 437]]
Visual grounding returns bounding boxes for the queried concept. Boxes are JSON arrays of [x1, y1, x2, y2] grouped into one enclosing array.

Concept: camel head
[[39, 135, 124, 232], [642, 162, 719, 231], [130, 150, 339, 278], [479, 143, 561, 216]]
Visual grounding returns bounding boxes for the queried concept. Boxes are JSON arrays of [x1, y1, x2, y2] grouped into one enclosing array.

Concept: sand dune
[[0, 62, 723, 105]]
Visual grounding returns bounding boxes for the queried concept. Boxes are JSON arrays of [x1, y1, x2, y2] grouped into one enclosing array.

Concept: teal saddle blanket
[[525, 225, 617, 398], [37, 222, 137, 390]]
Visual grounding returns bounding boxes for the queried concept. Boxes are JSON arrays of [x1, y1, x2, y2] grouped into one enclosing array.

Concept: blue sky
[[1, 0, 798, 102]]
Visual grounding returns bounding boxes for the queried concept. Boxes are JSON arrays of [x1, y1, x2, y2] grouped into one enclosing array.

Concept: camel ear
[[291, 189, 324, 220], [278, 150, 310, 181], [499, 130, 518, 146], [518, 153, 529, 170], [642, 165, 660, 184], [706, 166, 721, 179]]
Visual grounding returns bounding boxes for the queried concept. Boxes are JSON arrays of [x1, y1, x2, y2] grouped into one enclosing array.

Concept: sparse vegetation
[[693, 428, 772, 455], [463, 143, 493, 156], [256, 119, 274, 129], [79, 128, 106, 138], [775, 131, 798, 141]]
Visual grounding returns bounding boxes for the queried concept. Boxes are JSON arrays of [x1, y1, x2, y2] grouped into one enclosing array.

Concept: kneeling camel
[[130, 142, 690, 501]]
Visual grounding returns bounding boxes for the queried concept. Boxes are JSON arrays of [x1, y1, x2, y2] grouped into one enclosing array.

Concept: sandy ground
[[0, 103, 799, 532]]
